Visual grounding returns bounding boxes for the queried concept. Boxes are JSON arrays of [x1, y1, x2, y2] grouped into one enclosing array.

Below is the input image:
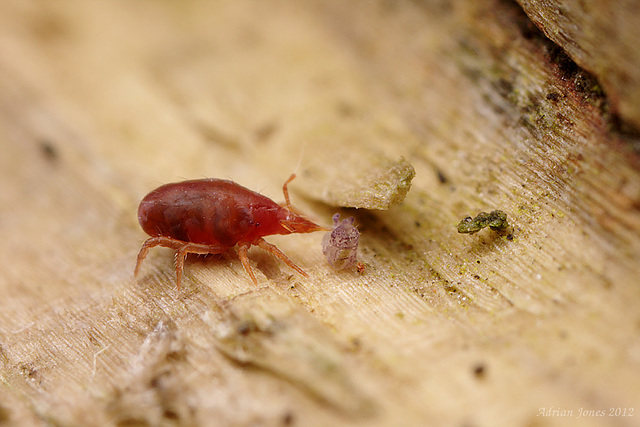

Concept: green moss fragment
[[457, 210, 509, 234]]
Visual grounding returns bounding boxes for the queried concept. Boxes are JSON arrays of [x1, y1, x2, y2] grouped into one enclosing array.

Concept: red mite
[[134, 174, 326, 289]]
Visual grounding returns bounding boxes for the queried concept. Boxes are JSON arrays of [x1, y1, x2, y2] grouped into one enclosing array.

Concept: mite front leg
[[281, 173, 295, 209], [278, 173, 307, 216], [255, 238, 308, 277]]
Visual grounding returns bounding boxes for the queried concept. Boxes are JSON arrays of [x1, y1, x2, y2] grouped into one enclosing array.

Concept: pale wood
[[1, 1, 639, 426]]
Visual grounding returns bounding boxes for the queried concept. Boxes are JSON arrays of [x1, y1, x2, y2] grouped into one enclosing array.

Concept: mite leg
[[135, 236, 226, 290], [255, 238, 308, 277], [173, 242, 228, 290], [174, 249, 187, 291], [279, 174, 307, 216], [134, 236, 185, 278], [281, 173, 296, 209], [238, 242, 258, 285]]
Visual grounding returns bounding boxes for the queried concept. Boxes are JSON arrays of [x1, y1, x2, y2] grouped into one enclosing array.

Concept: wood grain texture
[[1, 1, 639, 426], [517, 0, 640, 129]]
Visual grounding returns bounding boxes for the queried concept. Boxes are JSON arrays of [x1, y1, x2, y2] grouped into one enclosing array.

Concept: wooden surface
[[517, 0, 640, 129], [1, 1, 640, 426]]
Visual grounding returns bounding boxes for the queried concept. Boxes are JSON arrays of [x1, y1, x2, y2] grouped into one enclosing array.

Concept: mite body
[[322, 213, 360, 270], [135, 174, 325, 288]]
